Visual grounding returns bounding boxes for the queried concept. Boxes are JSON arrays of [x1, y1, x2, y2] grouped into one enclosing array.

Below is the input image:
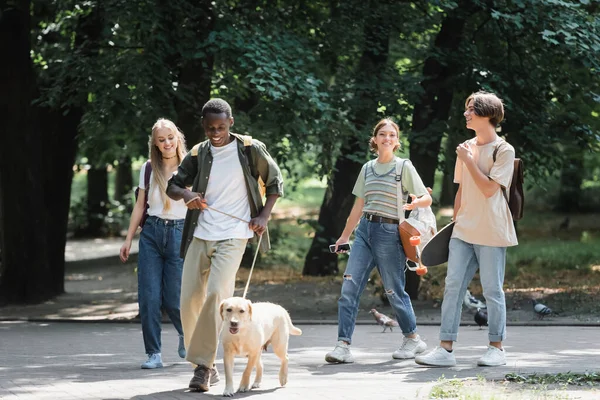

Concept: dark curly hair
[[202, 98, 232, 118]]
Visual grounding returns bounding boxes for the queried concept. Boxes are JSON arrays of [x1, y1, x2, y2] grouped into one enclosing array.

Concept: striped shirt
[[352, 158, 429, 220]]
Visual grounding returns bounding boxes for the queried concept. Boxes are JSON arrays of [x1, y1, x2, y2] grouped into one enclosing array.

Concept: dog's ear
[[219, 300, 226, 320], [247, 300, 253, 320]]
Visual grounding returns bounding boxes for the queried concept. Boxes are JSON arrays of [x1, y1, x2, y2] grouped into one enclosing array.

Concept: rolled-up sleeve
[[254, 141, 284, 197], [167, 152, 196, 192]]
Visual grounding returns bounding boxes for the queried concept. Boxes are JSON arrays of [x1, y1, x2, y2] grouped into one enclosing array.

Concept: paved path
[[1, 323, 599, 400]]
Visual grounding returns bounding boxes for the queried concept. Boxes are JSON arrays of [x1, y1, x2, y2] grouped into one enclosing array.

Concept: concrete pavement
[[1, 322, 599, 400]]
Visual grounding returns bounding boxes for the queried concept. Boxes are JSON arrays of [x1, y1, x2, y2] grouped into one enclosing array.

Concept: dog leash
[[186, 196, 262, 299]]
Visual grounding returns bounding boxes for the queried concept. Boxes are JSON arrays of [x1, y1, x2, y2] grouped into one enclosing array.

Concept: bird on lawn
[[532, 299, 553, 319], [369, 308, 399, 332], [474, 308, 488, 329], [464, 289, 486, 311]]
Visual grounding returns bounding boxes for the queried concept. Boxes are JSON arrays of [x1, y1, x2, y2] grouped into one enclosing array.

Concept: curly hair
[[202, 98, 232, 118]]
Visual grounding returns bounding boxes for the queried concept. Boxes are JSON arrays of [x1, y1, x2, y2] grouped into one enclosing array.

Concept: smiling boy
[[415, 91, 517, 367], [166, 98, 283, 392]]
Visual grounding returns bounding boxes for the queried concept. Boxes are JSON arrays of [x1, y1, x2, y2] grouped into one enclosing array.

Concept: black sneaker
[[189, 365, 211, 392]]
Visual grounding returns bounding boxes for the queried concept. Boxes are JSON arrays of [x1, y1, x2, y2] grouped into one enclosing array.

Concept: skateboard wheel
[[416, 266, 428, 276], [409, 236, 421, 246]]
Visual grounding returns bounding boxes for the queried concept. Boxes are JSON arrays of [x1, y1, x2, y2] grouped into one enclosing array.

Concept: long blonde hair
[[148, 118, 187, 212]]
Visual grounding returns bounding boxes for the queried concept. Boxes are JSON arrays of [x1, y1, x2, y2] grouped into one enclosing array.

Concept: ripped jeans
[[337, 218, 417, 344]]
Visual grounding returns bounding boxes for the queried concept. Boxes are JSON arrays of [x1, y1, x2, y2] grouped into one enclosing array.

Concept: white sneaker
[[325, 341, 355, 363], [141, 353, 163, 369], [477, 346, 506, 366], [392, 335, 427, 359], [415, 346, 456, 367]]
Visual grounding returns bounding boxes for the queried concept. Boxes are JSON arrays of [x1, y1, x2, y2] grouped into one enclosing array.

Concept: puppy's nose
[[230, 321, 238, 328]]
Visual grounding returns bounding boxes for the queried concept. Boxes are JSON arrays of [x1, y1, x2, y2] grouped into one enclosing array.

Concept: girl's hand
[[119, 241, 131, 263], [403, 194, 418, 211], [333, 237, 351, 253]]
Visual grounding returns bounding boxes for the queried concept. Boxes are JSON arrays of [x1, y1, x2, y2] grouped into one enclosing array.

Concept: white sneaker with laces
[[477, 346, 506, 366], [414, 346, 456, 367], [392, 335, 427, 359], [325, 341, 355, 363]]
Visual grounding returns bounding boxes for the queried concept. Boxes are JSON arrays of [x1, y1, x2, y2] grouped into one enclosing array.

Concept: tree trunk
[[409, 9, 470, 188], [40, 106, 81, 297], [303, 141, 366, 276], [114, 157, 133, 205], [303, 16, 390, 276], [0, 1, 55, 304], [174, 0, 215, 146], [556, 149, 584, 212], [440, 136, 459, 206], [84, 166, 109, 237]]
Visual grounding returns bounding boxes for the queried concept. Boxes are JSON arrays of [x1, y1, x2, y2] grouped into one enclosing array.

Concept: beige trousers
[[180, 237, 248, 367]]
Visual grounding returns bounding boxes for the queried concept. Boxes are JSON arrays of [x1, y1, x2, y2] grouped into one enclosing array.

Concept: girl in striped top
[[325, 118, 432, 364]]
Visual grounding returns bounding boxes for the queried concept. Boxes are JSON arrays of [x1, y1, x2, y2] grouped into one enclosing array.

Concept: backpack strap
[[144, 161, 152, 190], [395, 158, 408, 223], [143, 161, 152, 205], [240, 135, 259, 179], [238, 134, 266, 197], [492, 141, 510, 205]]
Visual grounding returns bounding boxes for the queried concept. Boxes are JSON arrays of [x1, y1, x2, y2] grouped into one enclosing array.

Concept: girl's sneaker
[[141, 353, 163, 369]]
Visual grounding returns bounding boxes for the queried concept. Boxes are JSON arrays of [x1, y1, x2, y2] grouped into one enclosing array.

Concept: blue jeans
[[338, 218, 417, 343], [440, 237, 507, 343], [138, 216, 185, 355]]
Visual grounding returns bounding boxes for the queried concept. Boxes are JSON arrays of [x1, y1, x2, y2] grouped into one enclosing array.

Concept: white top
[[138, 166, 187, 220], [452, 137, 518, 247], [193, 139, 254, 241]]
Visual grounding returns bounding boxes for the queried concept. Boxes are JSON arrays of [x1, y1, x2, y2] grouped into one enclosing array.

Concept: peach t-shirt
[[452, 137, 518, 247]]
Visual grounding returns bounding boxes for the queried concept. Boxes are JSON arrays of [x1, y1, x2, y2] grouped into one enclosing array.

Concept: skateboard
[[420, 221, 455, 267], [404, 235, 429, 276]]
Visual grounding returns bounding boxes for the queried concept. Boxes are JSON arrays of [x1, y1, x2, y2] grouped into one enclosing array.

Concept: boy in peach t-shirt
[[416, 91, 517, 368]]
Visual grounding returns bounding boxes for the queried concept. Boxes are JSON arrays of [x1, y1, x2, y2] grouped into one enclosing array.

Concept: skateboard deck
[[421, 221, 455, 267]]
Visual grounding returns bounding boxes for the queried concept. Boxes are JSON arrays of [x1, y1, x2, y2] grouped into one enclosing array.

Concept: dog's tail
[[286, 312, 302, 336]]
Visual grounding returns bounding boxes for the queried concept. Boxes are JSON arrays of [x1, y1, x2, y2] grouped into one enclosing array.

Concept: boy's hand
[[183, 191, 206, 210], [456, 142, 473, 163], [249, 215, 268, 235]]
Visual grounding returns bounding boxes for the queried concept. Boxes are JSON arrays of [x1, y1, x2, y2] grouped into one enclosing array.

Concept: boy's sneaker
[[178, 335, 186, 359], [392, 335, 428, 359], [415, 346, 456, 367], [141, 353, 163, 369], [189, 364, 211, 392], [477, 346, 506, 367], [325, 341, 355, 364], [210, 365, 220, 385]]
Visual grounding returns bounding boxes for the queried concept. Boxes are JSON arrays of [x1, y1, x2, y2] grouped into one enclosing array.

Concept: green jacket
[[167, 133, 284, 258]]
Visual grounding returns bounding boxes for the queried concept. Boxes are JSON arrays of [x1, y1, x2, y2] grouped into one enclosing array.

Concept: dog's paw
[[237, 384, 250, 393], [223, 387, 235, 397], [252, 381, 261, 389]]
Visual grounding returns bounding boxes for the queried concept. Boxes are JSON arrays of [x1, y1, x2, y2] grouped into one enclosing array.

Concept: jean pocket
[[380, 222, 399, 235]]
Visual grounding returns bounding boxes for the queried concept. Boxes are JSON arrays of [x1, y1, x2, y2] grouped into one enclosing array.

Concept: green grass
[[505, 372, 600, 387], [276, 177, 327, 211], [507, 237, 600, 275]]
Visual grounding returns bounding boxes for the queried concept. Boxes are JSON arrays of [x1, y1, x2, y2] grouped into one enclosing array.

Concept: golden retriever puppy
[[219, 297, 302, 397]]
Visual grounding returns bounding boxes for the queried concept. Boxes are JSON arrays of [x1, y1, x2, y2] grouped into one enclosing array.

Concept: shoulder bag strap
[[395, 158, 407, 223]]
